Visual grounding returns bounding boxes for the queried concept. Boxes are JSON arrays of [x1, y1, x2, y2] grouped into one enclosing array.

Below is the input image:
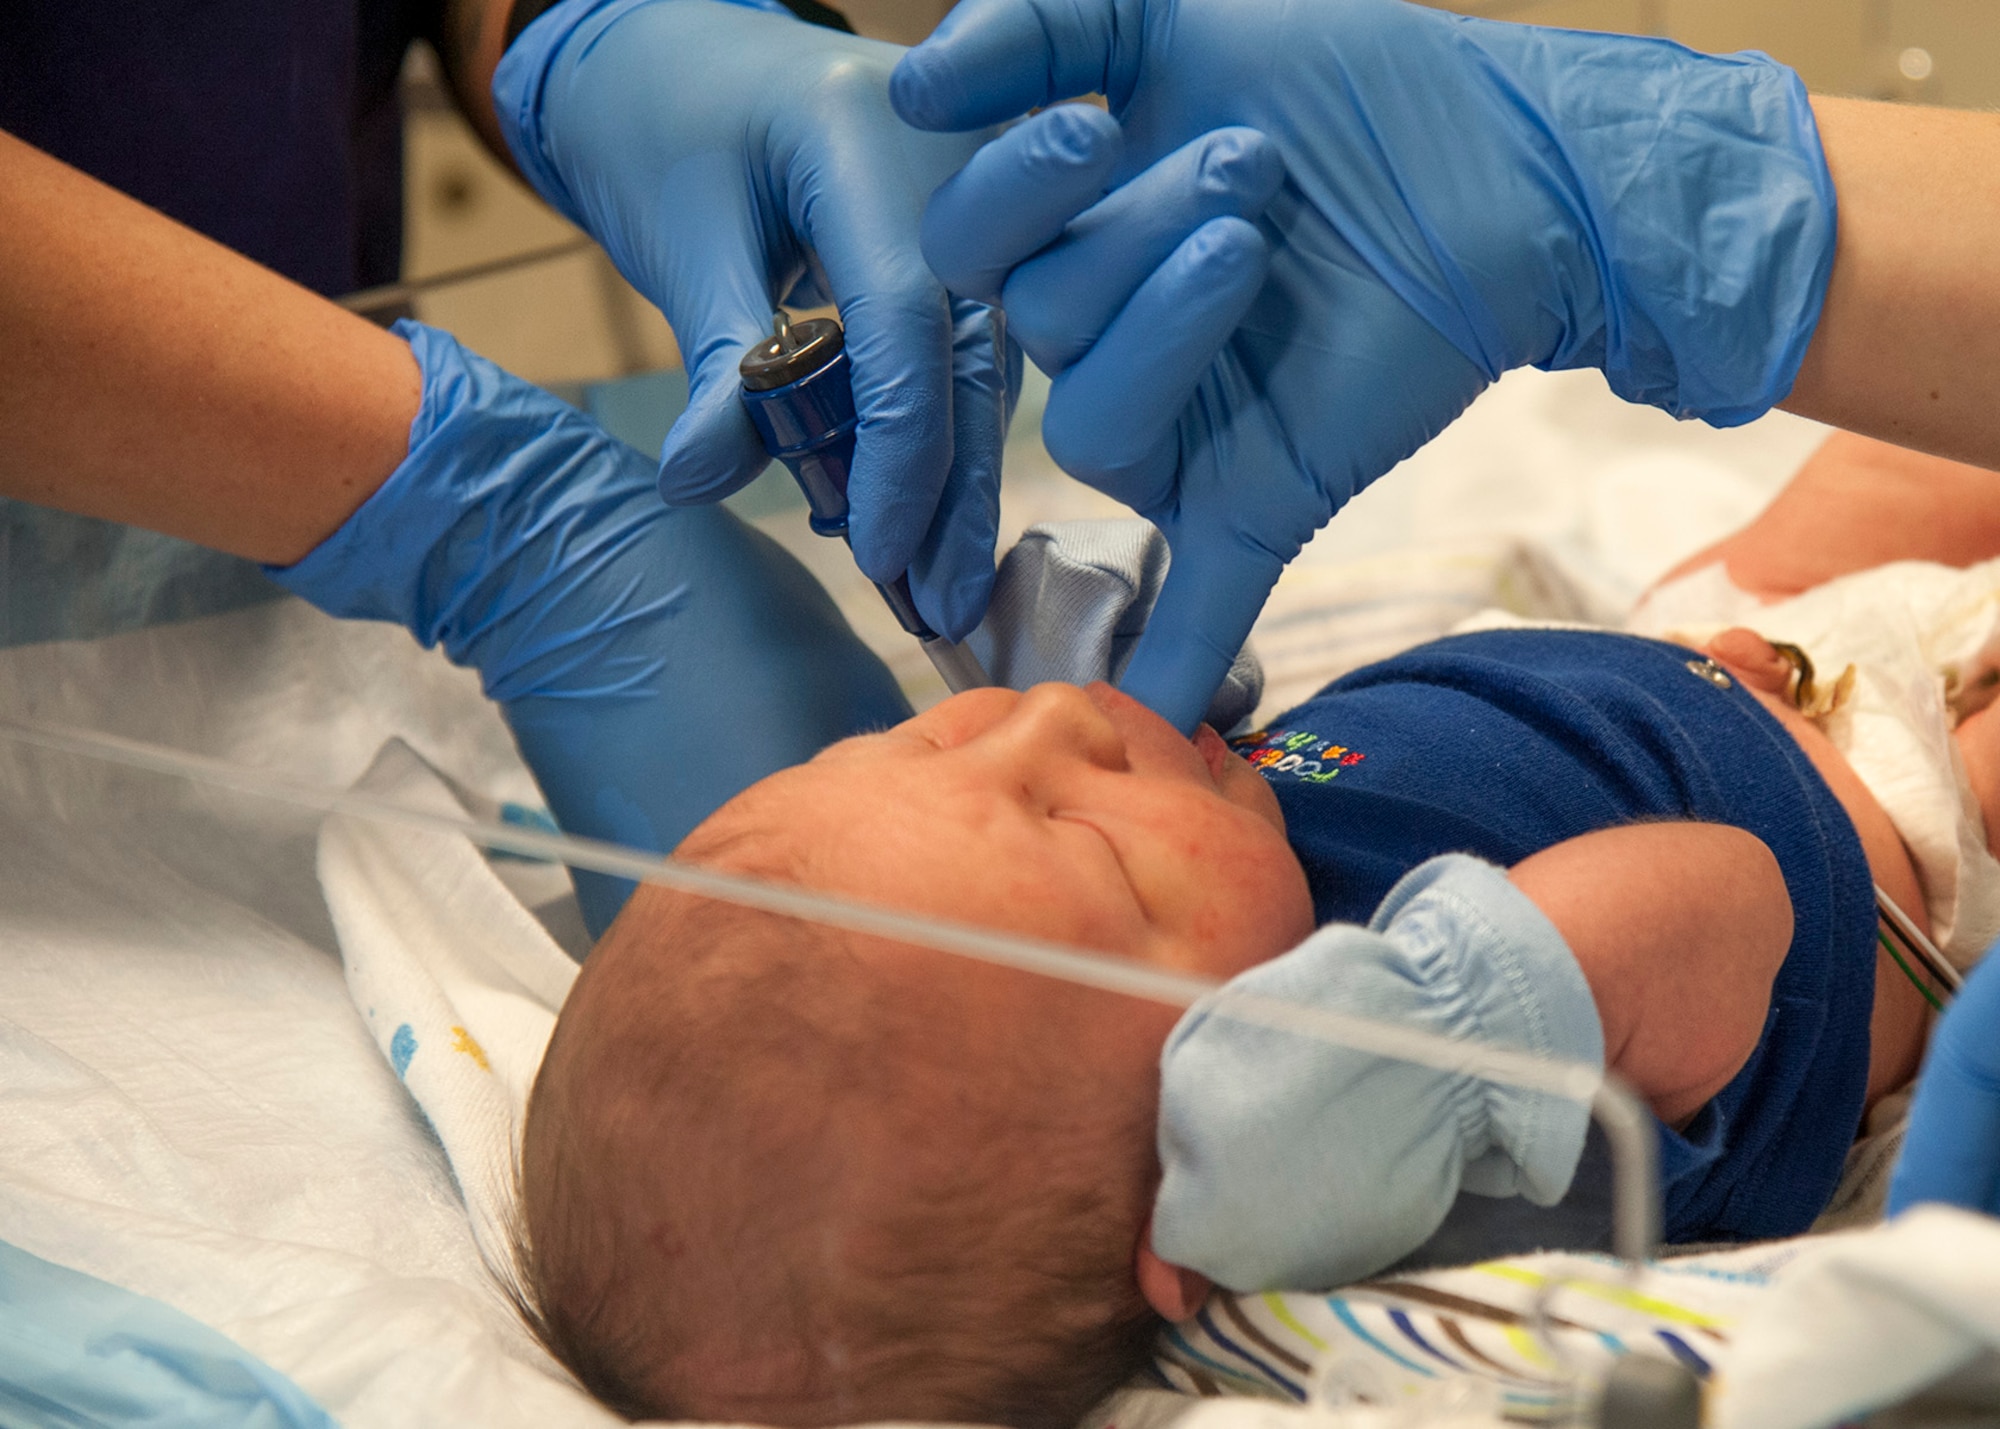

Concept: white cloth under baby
[[316, 740, 580, 1291], [1630, 557, 2000, 965], [0, 597, 623, 1429], [1710, 1205, 2000, 1429]]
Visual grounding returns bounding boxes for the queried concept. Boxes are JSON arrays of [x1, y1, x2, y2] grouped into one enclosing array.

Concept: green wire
[[1879, 929, 1947, 1012]]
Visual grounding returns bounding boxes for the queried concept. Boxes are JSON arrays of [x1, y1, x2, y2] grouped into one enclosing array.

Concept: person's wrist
[[490, 0, 633, 219], [264, 321, 620, 648], [1379, 10, 1831, 426], [1523, 32, 1834, 424], [504, 0, 846, 47]]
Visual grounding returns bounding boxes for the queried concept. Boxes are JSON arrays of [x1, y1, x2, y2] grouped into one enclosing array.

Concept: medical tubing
[[1880, 932, 1947, 1013], [1876, 884, 1962, 994], [335, 237, 595, 313], [0, 713, 1654, 1264]]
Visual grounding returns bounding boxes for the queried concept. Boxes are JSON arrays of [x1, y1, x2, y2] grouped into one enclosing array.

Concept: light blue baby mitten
[[1154, 854, 1606, 1291]]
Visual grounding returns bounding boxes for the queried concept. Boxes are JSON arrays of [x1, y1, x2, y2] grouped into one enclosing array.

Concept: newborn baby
[[515, 435, 2000, 1428], [515, 653, 1938, 1425]]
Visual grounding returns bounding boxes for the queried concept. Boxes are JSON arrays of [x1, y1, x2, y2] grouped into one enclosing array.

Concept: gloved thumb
[[1116, 526, 1284, 735], [890, 0, 1134, 132], [656, 288, 790, 507], [1887, 945, 2000, 1217]]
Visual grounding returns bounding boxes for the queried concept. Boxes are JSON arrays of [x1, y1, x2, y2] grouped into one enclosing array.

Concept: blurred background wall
[[397, 0, 1997, 391]]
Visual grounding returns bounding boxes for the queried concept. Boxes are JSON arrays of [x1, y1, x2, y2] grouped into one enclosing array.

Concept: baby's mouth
[[1191, 723, 1231, 787]]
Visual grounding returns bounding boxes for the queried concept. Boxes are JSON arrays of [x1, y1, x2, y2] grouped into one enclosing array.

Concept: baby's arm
[[1509, 823, 1793, 1128], [1152, 827, 1794, 1296], [1657, 431, 2000, 600]]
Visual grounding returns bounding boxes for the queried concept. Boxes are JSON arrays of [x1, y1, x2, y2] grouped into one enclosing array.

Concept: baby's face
[[684, 682, 1315, 979]]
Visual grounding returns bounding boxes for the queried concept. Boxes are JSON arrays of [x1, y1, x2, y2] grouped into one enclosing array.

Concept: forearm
[[434, 0, 524, 166], [1655, 431, 2000, 597], [0, 131, 419, 565], [1783, 98, 2000, 467]]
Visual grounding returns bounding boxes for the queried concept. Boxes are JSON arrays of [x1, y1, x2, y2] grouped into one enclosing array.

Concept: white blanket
[[1713, 1206, 2000, 1429], [318, 740, 579, 1298], [0, 599, 618, 1427]]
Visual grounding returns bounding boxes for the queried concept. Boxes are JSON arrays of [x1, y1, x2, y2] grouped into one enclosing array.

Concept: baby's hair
[[513, 881, 1163, 1428]]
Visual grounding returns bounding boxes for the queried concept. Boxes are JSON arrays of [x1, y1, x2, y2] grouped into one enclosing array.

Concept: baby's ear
[[1135, 1216, 1212, 1322]]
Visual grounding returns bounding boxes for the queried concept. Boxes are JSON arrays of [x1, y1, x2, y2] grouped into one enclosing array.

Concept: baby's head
[[518, 683, 1314, 1426]]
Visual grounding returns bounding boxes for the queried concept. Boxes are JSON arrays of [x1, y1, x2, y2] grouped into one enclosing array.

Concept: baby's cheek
[[1222, 757, 1289, 836], [1170, 829, 1315, 978]]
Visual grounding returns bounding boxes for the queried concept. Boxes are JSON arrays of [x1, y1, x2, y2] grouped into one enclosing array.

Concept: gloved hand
[[492, 0, 1021, 641], [1888, 945, 2000, 1217], [1155, 855, 1603, 1290], [895, 0, 1835, 730], [268, 322, 912, 936]]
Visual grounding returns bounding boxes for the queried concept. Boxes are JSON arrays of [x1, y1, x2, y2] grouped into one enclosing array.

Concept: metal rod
[[336, 237, 597, 312], [1593, 1077, 1661, 1267], [920, 635, 992, 694]]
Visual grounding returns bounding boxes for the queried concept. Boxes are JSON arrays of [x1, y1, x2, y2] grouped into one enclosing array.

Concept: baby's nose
[[991, 682, 1129, 773]]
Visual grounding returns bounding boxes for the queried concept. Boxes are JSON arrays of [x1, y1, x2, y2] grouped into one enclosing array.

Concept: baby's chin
[[1205, 736, 1289, 837]]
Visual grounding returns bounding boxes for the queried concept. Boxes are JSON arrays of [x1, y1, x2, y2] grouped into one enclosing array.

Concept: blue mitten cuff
[[1154, 853, 1604, 1291]]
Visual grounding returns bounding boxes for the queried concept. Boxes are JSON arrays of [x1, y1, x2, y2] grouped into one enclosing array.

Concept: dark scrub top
[[2, 0, 435, 296]]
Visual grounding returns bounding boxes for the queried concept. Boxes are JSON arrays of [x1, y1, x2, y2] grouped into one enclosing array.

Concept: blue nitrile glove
[[896, 0, 1835, 731], [267, 323, 912, 937], [493, 0, 1022, 642], [1155, 855, 1604, 1291], [1888, 945, 2000, 1217]]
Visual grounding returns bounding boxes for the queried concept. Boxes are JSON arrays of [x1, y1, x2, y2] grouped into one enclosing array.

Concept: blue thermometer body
[[739, 314, 989, 693]]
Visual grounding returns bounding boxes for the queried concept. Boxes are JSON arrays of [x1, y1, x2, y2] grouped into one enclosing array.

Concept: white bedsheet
[[1714, 1206, 2000, 1429], [0, 600, 616, 1427]]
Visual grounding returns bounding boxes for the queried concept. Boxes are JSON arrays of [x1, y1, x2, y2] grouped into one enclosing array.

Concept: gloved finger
[[921, 104, 1123, 304], [781, 265, 832, 311], [1888, 947, 2000, 1216], [1117, 525, 1286, 735], [891, 0, 1133, 132], [1042, 215, 1268, 512], [906, 301, 1015, 640], [1005, 127, 1282, 375], [796, 121, 961, 586], [655, 197, 801, 504]]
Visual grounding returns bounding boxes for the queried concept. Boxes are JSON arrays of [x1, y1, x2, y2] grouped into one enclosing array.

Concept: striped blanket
[[1146, 1243, 1805, 1421]]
